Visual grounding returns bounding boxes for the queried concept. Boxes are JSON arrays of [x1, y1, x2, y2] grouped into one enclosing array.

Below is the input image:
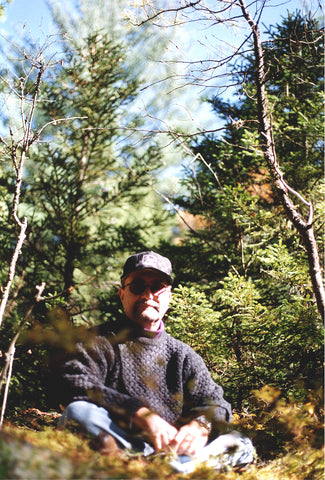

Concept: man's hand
[[168, 419, 209, 456], [132, 407, 178, 452], [133, 409, 209, 456]]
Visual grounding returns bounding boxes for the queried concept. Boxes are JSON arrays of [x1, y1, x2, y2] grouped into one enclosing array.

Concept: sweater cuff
[[122, 397, 146, 419]]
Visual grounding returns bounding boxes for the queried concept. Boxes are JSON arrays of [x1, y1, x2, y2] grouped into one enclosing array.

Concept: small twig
[[0, 282, 46, 428], [30, 116, 88, 144], [0, 134, 10, 148], [0, 217, 28, 328], [197, 153, 224, 191]]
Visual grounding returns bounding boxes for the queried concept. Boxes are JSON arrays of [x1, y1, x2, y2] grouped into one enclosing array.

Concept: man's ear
[[118, 287, 124, 302]]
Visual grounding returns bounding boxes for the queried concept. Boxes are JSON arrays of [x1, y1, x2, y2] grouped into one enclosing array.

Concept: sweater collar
[[117, 315, 165, 340], [144, 320, 165, 338]]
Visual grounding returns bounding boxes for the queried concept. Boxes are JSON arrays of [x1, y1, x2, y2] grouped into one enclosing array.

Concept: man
[[58, 251, 254, 473]]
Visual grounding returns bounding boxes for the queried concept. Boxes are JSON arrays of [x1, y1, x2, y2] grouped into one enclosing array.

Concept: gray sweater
[[61, 317, 232, 429]]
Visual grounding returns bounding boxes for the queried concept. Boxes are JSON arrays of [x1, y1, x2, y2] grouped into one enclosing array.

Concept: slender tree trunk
[[0, 283, 46, 428], [239, 0, 325, 322]]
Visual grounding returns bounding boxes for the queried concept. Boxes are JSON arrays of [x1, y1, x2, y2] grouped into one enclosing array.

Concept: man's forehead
[[126, 269, 169, 282]]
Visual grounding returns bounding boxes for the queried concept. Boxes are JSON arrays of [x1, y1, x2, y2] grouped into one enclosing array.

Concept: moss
[[0, 403, 323, 480], [0, 424, 323, 480]]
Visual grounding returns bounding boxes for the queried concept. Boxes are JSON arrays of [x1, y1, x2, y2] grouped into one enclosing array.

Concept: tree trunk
[[239, 0, 325, 322]]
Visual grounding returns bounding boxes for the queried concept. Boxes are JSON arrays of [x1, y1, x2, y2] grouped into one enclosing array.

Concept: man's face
[[119, 270, 172, 331]]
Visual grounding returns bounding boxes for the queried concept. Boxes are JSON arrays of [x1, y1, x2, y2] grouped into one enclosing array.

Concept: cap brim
[[121, 267, 172, 284]]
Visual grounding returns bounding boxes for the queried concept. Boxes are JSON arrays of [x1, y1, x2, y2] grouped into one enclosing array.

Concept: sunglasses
[[123, 278, 170, 296]]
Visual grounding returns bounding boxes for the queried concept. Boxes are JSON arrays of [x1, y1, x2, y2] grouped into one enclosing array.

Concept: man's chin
[[136, 314, 159, 324], [134, 307, 160, 326], [136, 306, 158, 318]]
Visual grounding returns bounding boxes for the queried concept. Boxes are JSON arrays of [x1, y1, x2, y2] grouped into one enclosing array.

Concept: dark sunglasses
[[123, 278, 170, 296]]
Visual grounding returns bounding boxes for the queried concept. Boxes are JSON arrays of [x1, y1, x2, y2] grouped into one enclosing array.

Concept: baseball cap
[[121, 251, 173, 284]]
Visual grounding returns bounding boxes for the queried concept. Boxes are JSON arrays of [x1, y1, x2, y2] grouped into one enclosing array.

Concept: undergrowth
[[0, 387, 323, 480]]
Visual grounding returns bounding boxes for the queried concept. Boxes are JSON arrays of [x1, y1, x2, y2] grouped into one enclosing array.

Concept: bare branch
[[238, 0, 325, 320], [134, 1, 203, 26], [0, 282, 46, 428], [30, 116, 88, 144]]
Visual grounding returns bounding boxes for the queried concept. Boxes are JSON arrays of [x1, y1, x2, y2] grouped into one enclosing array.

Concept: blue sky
[[2, 0, 320, 38], [0, 0, 321, 139], [2, 0, 52, 34]]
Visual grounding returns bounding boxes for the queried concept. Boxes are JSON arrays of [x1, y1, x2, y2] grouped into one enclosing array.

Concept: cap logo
[[141, 253, 157, 268]]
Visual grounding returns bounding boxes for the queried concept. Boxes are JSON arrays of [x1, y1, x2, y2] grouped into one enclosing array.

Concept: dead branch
[[238, 0, 325, 321], [0, 282, 46, 428], [0, 56, 47, 328]]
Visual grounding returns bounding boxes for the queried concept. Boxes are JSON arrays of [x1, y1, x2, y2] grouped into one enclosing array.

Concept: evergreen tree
[[173, 10, 323, 289], [47, 0, 194, 136], [20, 32, 173, 323], [0, 23, 175, 411], [165, 11, 324, 408]]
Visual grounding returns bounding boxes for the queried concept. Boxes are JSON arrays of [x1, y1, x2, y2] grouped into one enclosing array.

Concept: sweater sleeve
[[61, 336, 145, 419], [181, 345, 232, 426]]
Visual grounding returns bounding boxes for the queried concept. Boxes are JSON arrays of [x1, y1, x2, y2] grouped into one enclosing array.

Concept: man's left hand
[[168, 420, 209, 456]]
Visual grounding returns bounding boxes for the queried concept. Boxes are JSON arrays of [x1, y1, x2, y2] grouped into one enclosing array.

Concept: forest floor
[[0, 408, 323, 480]]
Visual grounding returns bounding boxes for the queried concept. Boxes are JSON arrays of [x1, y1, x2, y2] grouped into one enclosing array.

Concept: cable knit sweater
[[61, 316, 232, 429]]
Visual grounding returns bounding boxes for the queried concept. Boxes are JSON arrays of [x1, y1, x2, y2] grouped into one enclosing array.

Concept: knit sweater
[[61, 316, 232, 428]]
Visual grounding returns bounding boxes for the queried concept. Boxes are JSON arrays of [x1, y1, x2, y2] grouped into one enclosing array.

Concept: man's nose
[[141, 285, 154, 298]]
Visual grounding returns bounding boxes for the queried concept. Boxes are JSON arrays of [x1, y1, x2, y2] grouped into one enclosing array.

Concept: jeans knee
[[68, 401, 90, 415], [58, 400, 98, 431], [64, 400, 91, 422], [59, 401, 112, 437]]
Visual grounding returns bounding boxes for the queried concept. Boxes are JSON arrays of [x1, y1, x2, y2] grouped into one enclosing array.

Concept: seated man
[[58, 251, 254, 473]]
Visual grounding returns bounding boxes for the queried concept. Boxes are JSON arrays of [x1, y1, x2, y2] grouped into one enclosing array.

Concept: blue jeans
[[58, 401, 255, 473]]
